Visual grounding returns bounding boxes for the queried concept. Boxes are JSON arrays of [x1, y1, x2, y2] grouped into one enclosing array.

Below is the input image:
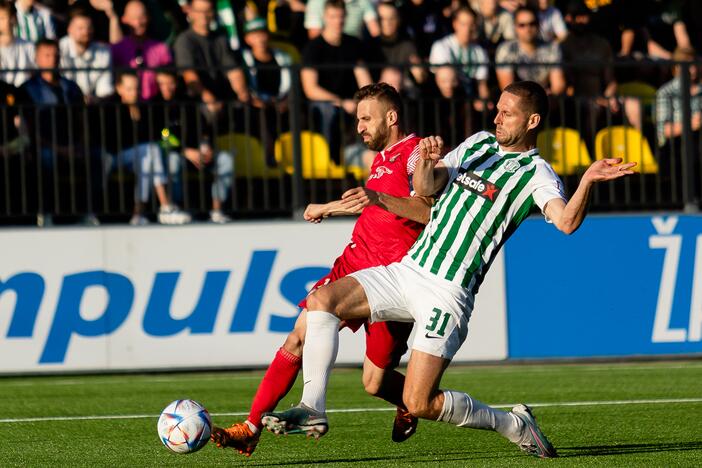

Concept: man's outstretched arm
[[545, 158, 636, 235], [340, 187, 433, 224], [303, 187, 433, 224]]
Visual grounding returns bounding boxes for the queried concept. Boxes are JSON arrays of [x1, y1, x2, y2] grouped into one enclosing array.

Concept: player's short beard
[[366, 123, 390, 152]]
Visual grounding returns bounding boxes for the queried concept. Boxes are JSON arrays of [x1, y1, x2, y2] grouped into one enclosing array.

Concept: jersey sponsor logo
[[453, 170, 501, 202], [388, 154, 400, 162], [424, 332, 443, 339], [504, 160, 521, 173], [369, 166, 393, 181]]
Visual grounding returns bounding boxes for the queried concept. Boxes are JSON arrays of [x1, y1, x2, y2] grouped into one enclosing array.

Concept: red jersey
[[350, 133, 423, 265]]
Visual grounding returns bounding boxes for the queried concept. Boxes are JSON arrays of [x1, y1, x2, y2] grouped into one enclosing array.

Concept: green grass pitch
[[1, 360, 701, 467]]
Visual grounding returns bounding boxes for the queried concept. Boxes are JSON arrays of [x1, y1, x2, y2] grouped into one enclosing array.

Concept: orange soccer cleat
[[210, 422, 260, 457]]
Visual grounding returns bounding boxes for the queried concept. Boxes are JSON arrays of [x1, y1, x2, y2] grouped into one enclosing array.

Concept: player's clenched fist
[[419, 136, 444, 161]]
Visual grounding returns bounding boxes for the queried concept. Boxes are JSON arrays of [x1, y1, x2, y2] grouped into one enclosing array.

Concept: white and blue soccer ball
[[157, 399, 212, 454]]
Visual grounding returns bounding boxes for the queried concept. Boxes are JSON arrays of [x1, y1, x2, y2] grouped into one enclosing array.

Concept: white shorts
[[349, 257, 474, 360]]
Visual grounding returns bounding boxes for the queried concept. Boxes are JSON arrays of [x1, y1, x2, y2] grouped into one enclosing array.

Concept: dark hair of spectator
[[564, 0, 590, 17], [504, 81, 549, 128], [0, 0, 16, 17], [378, 0, 398, 10], [354, 82, 403, 121], [324, 0, 346, 12], [35, 38, 59, 50], [115, 70, 139, 85], [514, 6, 539, 21], [68, 8, 92, 24], [452, 5, 477, 23], [155, 67, 177, 77]]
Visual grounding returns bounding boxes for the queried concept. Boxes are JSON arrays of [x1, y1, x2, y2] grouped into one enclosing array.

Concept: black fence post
[[288, 64, 305, 218], [679, 62, 699, 212]]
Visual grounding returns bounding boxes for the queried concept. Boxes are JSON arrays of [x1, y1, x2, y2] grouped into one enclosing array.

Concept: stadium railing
[[0, 60, 700, 226]]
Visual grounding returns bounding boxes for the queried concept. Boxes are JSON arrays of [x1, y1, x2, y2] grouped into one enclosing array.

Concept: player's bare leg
[[211, 311, 307, 456], [362, 358, 418, 442], [404, 349, 557, 458], [262, 277, 370, 437]]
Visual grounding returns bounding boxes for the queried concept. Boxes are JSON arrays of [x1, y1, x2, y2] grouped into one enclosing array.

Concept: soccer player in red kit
[[211, 83, 431, 456]]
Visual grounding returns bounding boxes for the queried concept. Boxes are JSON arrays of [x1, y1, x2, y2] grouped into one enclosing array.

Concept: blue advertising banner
[[505, 214, 702, 358]]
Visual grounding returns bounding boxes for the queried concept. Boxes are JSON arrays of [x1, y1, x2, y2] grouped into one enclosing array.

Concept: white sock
[[438, 390, 524, 442], [300, 311, 340, 414]]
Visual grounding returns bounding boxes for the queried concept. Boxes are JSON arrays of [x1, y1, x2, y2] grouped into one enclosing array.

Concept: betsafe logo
[[454, 170, 500, 201], [0, 250, 328, 364]]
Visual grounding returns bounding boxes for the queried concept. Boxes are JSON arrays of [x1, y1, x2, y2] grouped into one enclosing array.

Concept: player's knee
[[306, 287, 334, 312], [362, 372, 383, 397], [282, 328, 304, 355], [403, 392, 431, 418]]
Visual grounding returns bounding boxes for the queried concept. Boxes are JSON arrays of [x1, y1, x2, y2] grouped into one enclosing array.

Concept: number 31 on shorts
[[425, 307, 451, 337]]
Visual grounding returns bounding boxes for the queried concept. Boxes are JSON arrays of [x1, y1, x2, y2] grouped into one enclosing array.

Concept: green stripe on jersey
[[430, 153, 526, 275], [455, 167, 536, 285], [409, 136, 543, 289], [410, 139, 497, 263], [444, 160, 534, 281]]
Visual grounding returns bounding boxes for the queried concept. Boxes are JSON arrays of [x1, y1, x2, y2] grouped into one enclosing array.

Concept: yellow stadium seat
[[595, 126, 659, 174], [617, 81, 657, 102], [275, 131, 346, 179], [216, 133, 283, 179], [537, 127, 591, 175]]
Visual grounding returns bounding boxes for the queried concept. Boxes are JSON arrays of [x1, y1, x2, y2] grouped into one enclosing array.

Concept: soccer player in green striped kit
[[262, 81, 636, 458]]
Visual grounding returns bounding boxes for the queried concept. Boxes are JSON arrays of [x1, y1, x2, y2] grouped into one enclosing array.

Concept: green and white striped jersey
[[407, 131, 566, 294]]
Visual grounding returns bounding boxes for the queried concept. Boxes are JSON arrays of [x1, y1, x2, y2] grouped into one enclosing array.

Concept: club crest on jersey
[[504, 159, 521, 173], [454, 170, 500, 202], [369, 166, 393, 180]]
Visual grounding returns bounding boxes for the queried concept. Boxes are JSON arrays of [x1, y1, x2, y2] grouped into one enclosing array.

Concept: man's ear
[[527, 113, 541, 131], [387, 109, 398, 127]]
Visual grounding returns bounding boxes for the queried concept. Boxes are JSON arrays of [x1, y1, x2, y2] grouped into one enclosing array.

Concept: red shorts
[[298, 243, 412, 369]]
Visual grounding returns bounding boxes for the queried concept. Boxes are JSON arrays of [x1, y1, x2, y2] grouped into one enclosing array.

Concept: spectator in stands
[[241, 16, 292, 164], [67, 0, 123, 44], [112, 0, 172, 101], [305, 0, 379, 40], [301, 0, 372, 163], [59, 8, 113, 102], [14, 0, 56, 41], [656, 46, 702, 149], [560, 0, 624, 140], [476, 0, 514, 57], [0, 78, 27, 158], [20, 38, 86, 226], [20, 38, 83, 168], [100, 71, 191, 226], [0, 1, 34, 86], [495, 6, 565, 94], [401, 0, 451, 59], [156, 70, 235, 224], [533, 0, 567, 42], [174, 0, 249, 104], [429, 6, 491, 111], [615, 0, 688, 61], [375, 0, 426, 98]]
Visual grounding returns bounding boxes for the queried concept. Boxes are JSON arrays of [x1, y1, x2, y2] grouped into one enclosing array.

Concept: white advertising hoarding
[[0, 221, 507, 374]]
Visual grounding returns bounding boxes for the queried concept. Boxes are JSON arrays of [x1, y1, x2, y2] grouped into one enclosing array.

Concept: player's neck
[[383, 131, 406, 152]]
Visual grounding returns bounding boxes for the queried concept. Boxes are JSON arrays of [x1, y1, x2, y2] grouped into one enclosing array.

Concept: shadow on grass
[[560, 441, 702, 457]]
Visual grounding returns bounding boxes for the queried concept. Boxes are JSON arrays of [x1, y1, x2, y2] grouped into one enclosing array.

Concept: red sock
[[247, 347, 302, 428]]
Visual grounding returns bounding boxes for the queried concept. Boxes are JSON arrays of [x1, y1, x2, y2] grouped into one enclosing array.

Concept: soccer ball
[[157, 399, 212, 454]]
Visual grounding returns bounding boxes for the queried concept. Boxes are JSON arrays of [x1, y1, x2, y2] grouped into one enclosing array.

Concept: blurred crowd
[[0, 0, 700, 225]]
